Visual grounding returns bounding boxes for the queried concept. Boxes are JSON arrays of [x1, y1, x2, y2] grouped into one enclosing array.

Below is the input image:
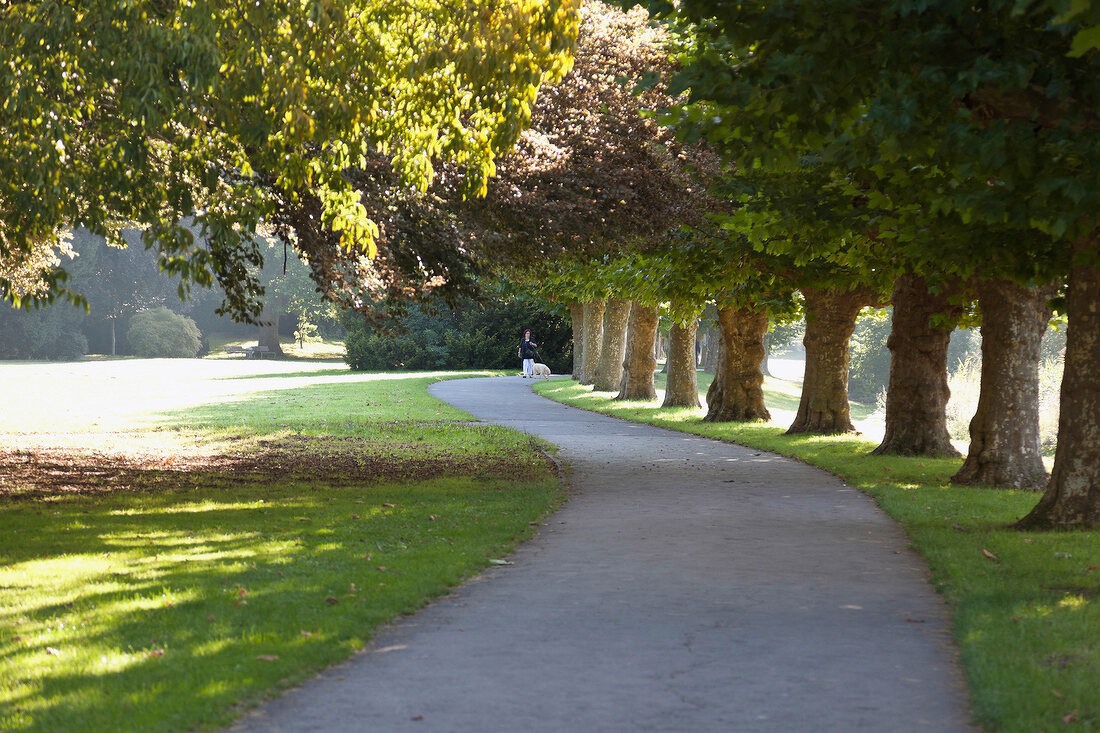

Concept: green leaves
[[1, 0, 581, 321]]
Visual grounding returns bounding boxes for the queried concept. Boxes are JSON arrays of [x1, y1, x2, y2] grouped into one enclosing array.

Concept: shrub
[[127, 307, 201, 358]]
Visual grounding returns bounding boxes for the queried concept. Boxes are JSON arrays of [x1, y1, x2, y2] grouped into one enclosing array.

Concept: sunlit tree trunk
[[569, 301, 584, 378], [663, 309, 701, 408], [873, 275, 963, 456], [594, 298, 631, 391], [704, 305, 770, 422], [257, 300, 285, 357], [617, 302, 658, 401], [1019, 236, 1100, 528], [761, 329, 772, 377], [952, 279, 1056, 489], [577, 299, 605, 385], [786, 287, 869, 435]]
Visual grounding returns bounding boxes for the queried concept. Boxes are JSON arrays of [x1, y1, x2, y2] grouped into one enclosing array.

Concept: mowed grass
[[534, 374, 1100, 733], [0, 360, 561, 732]]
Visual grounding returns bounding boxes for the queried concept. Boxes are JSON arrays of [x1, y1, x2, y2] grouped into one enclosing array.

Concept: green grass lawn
[[533, 374, 1100, 733], [0, 360, 561, 732]]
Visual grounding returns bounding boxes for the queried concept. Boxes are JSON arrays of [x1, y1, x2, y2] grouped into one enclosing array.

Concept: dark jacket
[[520, 338, 539, 360]]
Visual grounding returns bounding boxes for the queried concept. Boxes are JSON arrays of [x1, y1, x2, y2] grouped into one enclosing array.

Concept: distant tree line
[[0, 230, 341, 360]]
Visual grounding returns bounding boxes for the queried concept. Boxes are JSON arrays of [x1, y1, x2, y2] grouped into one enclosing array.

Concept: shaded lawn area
[[533, 376, 1100, 733], [0, 362, 561, 732]]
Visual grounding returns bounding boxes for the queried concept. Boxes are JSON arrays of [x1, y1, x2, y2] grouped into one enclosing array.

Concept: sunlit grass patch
[[533, 376, 1100, 732], [0, 477, 558, 732], [0, 361, 560, 731]]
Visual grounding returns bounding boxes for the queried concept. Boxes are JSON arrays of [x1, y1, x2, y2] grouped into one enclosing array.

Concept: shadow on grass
[[0, 477, 553, 732], [0, 372, 562, 732]]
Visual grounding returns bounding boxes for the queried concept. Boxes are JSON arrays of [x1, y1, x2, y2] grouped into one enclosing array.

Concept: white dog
[[531, 363, 551, 380]]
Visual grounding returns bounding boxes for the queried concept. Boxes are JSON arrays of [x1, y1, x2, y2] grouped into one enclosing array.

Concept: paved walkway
[[230, 376, 973, 732]]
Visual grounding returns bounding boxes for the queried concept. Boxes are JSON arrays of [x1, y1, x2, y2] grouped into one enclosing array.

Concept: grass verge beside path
[[0, 363, 561, 732], [533, 378, 1100, 733]]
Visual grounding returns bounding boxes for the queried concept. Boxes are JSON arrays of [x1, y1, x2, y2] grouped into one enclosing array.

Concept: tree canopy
[[1, 0, 580, 319]]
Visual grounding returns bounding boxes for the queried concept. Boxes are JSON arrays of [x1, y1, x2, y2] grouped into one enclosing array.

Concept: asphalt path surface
[[229, 375, 973, 732]]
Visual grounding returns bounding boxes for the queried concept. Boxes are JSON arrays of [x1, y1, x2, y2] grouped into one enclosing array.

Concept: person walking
[[518, 329, 539, 378]]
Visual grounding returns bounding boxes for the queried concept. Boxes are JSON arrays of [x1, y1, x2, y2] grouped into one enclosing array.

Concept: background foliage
[[343, 288, 572, 374]]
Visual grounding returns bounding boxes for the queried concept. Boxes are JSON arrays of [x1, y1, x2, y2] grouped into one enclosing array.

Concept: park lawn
[[0, 361, 562, 733], [533, 375, 1100, 733]]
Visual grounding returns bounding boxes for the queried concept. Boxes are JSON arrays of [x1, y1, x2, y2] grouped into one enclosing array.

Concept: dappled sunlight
[[0, 361, 560, 731]]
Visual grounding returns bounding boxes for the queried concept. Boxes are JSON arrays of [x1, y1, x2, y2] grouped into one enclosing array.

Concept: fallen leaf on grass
[[382, 502, 396, 508], [363, 552, 372, 561], [1051, 689, 1063, 698], [257, 655, 279, 662], [238, 588, 248, 598], [300, 630, 315, 638], [428, 514, 439, 521], [148, 649, 164, 658], [376, 566, 388, 572], [324, 596, 339, 605], [982, 549, 1000, 562], [45, 647, 60, 656], [351, 514, 360, 520], [1064, 710, 1078, 724]]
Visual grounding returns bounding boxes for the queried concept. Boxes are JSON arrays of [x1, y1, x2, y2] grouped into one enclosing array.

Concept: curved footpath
[[230, 376, 973, 732]]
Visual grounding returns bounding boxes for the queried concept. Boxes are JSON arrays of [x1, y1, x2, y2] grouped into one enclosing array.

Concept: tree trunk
[[617, 302, 658, 401], [663, 312, 701, 408], [873, 274, 963, 456], [594, 298, 632, 391], [952, 279, 1056, 489], [786, 287, 868, 435], [704, 305, 770, 422], [577, 299, 605, 385], [701, 322, 720, 373], [761, 330, 772, 377], [1018, 236, 1100, 528], [569, 301, 584, 378], [258, 300, 285, 357]]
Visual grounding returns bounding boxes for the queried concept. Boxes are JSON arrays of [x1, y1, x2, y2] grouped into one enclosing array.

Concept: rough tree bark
[[569, 301, 584, 378], [577, 299, 605, 385], [952, 279, 1056, 489], [786, 287, 870, 434], [594, 298, 632, 391], [663, 311, 701, 408], [704, 305, 770, 422], [257, 300, 285, 357], [701, 323, 719, 373], [617, 302, 659, 401], [873, 275, 963, 456], [761, 330, 772, 377], [1018, 236, 1100, 528]]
